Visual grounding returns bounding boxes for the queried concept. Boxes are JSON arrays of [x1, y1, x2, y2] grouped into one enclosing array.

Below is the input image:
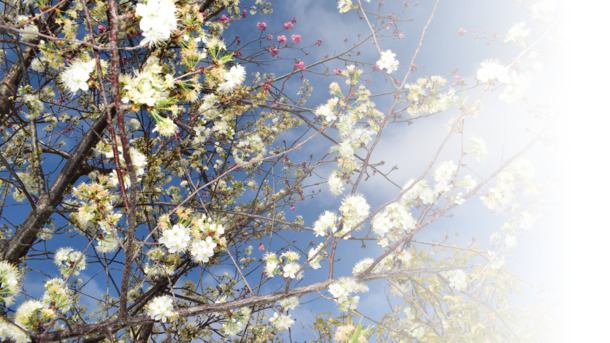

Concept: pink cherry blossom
[[257, 22, 267, 30], [291, 34, 302, 44], [283, 22, 294, 29], [219, 15, 229, 24], [267, 34, 273, 40], [295, 60, 306, 71], [334, 68, 342, 75], [270, 47, 279, 57], [277, 35, 287, 44], [458, 27, 467, 36], [258, 242, 265, 251]]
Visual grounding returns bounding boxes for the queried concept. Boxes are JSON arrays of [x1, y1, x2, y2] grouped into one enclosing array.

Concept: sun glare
[[557, 2, 610, 341]]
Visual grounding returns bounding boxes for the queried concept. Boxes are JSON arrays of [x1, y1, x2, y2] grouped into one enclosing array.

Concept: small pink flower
[[266, 34, 273, 40], [458, 27, 467, 36], [258, 242, 265, 251], [283, 22, 294, 29], [292, 17, 297, 23], [257, 22, 267, 30], [219, 15, 230, 24], [399, 33, 405, 39], [316, 39, 322, 46], [259, 82, 271, 93], [333, 68, 342, 75], [291, 34, 302, 44], [290, 205, 295, 210], [295, 60, 306, 71], [97, 24, 107, 33], [277, 35, 287, 43], [241, 10, 247, 18], [270, 47, 279, 57]]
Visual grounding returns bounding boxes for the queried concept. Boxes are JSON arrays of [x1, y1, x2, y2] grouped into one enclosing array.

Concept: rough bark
[[2, 107, 113, 264]]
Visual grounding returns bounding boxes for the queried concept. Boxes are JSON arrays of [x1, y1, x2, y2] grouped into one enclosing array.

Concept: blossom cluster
[[7, 279, 74, 340], [136, 0, 178, 46], [376, 50, 399, 74], [60, 58, 96, 94], [270, 312, 295, 331], [322, 80, 383, 177], [307, 243, 325, 269], [17, 15, 38, 41], [279, 296, 300, 311], [480, 159, 535, 213], [0, 319, 29, 343], [221, 307, 251, 336], [404, 76, 456, 116], [42, 278, 77, 314], [121, 56, 173, 109], [263, 250, 302, 279], [0, 261, 20, 306], [148, 214, 225, 277], [371, 203, 416, 242], [336, 0, 370, 13], [233, 134, 266, 164], [312, 193, 370, 239], [0, 269, 78, 341], [71, 172, 129, 253], [218, 64, 246, 92], [338, 193, 370, 235], [108, 147, 148, 189], [476, 59, 531, 103], [54, 247, 87, 277], [328, 277, 369, 311], [441, 269, 468, 291], [146, 295, 178, 322]]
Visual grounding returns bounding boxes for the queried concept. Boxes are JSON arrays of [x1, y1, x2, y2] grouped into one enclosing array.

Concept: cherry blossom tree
[[0, 0, 558, 341]]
